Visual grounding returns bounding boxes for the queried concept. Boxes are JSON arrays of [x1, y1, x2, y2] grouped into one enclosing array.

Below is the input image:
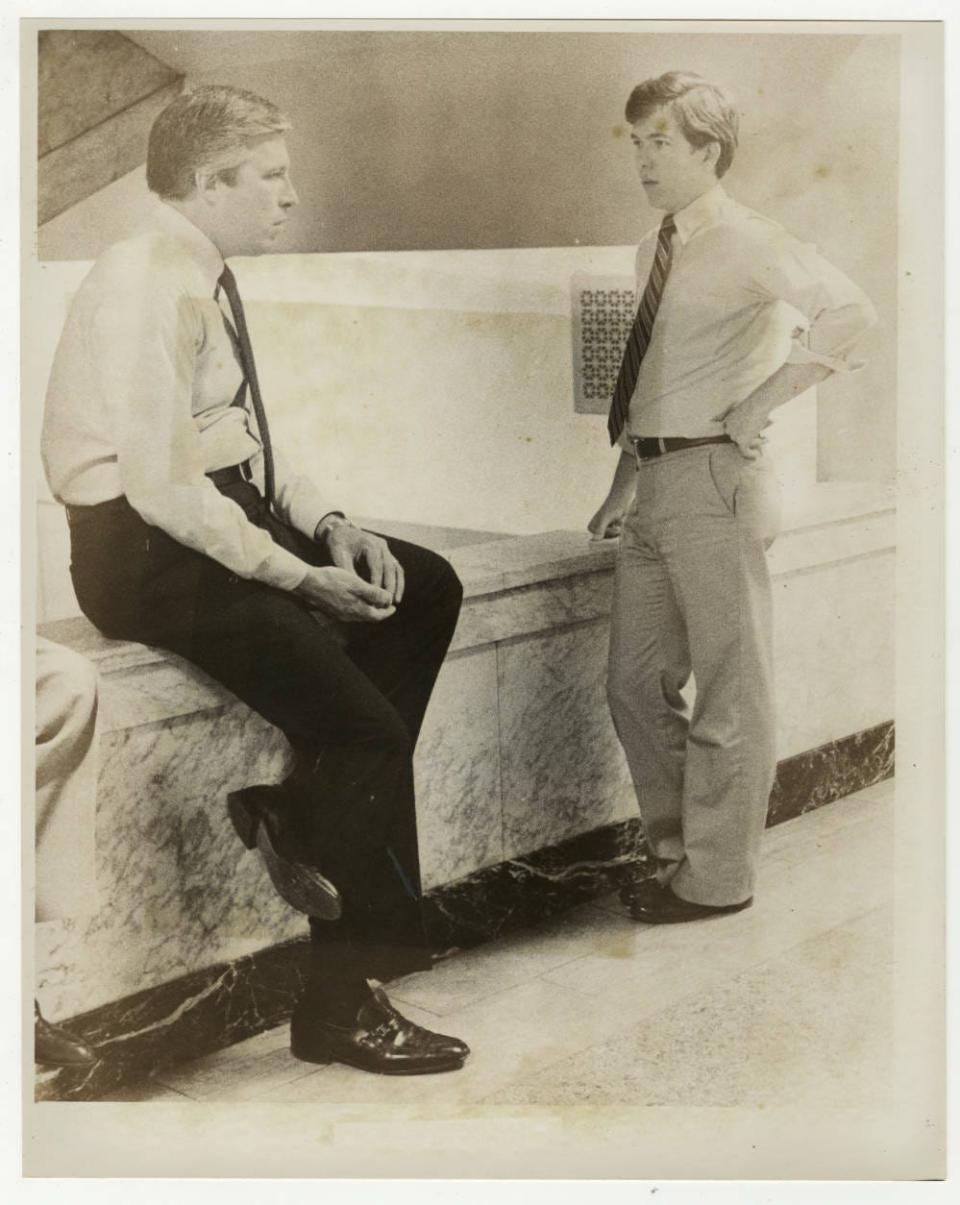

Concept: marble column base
[[36, 720, 893, 1102]]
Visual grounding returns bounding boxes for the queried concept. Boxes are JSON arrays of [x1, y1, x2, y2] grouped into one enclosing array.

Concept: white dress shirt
[[42, 202, 336, 592], [618, 184, 878, 447]]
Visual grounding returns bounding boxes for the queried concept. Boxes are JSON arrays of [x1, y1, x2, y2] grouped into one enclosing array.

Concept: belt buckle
[[630, 436, 665, 465]]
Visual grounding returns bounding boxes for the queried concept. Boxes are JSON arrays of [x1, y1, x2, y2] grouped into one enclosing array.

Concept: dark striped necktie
[[607, 213, 677, 446], [216, 265, 276, 507]]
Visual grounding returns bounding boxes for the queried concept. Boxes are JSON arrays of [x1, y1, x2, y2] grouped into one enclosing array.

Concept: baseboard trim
[[37, 719, 894, 1101]]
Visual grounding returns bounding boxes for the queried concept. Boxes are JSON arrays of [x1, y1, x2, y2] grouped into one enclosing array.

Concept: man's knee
[[404, 544, 462, 607], [62, 655, 97, 710], [440, 557, 463, 604], [38, 647, 99, 737], [607, 659, 677, 726], [427, 551, 463, 612]]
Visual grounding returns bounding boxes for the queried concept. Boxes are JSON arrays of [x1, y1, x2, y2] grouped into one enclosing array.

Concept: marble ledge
[[37, 504, 894, 714]]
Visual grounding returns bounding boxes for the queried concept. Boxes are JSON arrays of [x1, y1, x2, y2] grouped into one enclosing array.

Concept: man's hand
[[717, 361, 832, 459], [320, 520, 404, 605], [295, 566, 396, 623], [588, 451, 638, 541], [718, 403, 769, 460], [588, 502, 625, 541]]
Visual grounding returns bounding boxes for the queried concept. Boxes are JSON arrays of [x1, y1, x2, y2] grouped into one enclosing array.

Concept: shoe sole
[[256, 823, 342, 920], [290, 1040, 465, 1075], [630, 900, 753, 925], [229, 789, 342, 919]]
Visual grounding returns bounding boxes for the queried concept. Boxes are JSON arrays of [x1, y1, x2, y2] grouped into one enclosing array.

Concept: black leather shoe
[[367, 987, 470, 1061], [35, 1002, 97, 1069], [618, 874, 661, 908], [228, 787, 341, 920], [291, 989, 468, 1075], [629, 884, 753, 925]]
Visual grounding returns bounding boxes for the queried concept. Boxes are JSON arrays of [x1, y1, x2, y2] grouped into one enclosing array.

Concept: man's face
[[208, 136, 299, 257], [630, 106, 718, 215]]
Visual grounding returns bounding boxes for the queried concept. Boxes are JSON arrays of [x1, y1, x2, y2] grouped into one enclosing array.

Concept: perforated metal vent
[[571, 273, 636, 414]]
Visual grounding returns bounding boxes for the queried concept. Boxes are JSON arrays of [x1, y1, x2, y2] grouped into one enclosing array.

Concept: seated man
[[41, 85, 468, 1075], [35, 638, 99, 1069]]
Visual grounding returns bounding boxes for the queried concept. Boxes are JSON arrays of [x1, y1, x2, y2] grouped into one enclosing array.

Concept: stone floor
[[107, 778, 894, 1110]]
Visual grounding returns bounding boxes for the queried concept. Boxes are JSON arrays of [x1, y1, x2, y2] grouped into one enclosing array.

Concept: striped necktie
[[607, 213, 677, 446], [216, 266, 276, 507]]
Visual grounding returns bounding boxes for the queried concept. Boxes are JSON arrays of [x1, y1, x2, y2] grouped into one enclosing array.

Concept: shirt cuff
[[313, 511, 351, 542], [256, 544, 313, 593], [286, 493, 341, 543]]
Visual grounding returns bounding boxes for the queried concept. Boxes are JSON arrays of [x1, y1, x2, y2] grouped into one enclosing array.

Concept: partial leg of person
[[35, 639, 100, 923], [34, 638, 100, 1067], [607, 500, 692, 876], [639, 445, 780, 910]]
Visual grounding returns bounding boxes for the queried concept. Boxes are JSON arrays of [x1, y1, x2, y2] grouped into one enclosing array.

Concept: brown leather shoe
[[629, 884, 753, 925], [291, 989, 468, 1075], [35, 1002, 97, 1068], [228, 787, 341, 920]]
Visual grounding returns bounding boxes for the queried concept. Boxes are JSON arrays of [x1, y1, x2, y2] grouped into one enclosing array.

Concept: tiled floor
[[113, 779, 894, 1110]]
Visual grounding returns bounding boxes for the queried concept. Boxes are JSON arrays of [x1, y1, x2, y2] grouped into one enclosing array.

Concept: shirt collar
[[152, 200, 226, 294], [671, 183, 729, 246]]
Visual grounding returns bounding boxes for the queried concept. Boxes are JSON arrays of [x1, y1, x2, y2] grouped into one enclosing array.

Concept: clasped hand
[[296, 523, 404, 623]]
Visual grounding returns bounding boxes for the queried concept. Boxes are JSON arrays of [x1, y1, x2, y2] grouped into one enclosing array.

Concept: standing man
[[590, 72, 876, 924], [42, 85, 468, 1074]]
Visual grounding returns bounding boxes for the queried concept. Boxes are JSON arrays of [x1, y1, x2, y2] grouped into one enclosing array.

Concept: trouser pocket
[[708, 444, 782, 548]]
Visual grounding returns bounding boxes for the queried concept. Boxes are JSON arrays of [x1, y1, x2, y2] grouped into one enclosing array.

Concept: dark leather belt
[[207, 463, 253, 487], [66, 495, 129, 526], [66, 466, 254, 527], [629, 434, 732, 461]]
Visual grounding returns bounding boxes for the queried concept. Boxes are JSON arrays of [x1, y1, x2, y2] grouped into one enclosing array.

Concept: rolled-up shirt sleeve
[[748, 236, 878, 374], [90, 279, 313, 592]]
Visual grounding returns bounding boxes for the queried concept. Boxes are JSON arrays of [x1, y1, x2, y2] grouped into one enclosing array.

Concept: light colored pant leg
[[609, 444, 780, 906], [608, 497, 690, 869], [35, 638, 100, 923]]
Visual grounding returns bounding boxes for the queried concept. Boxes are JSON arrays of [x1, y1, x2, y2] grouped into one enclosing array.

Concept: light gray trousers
[[608, 442, 781, 906], [36, 638, 100, 922]]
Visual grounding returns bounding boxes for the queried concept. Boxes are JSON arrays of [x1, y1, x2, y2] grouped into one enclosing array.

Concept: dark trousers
[[67, 481, 463, 984]]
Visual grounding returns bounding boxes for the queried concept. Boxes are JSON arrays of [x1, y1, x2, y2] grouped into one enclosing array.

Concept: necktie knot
[[660, 214, 676, 237]]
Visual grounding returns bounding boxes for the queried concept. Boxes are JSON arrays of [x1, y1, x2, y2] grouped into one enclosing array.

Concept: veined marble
[[414, 648, 504, 890], [36, 699, 303, 1020], [497, 621, 636, 858]]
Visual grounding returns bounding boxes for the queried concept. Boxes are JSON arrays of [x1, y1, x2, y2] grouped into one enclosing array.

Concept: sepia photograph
[[18, 13, 945, 1184]]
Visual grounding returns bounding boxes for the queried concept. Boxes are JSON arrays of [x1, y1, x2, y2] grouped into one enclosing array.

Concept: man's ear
[[701, 140, 721, 172], [195, 167, 222, 208]]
